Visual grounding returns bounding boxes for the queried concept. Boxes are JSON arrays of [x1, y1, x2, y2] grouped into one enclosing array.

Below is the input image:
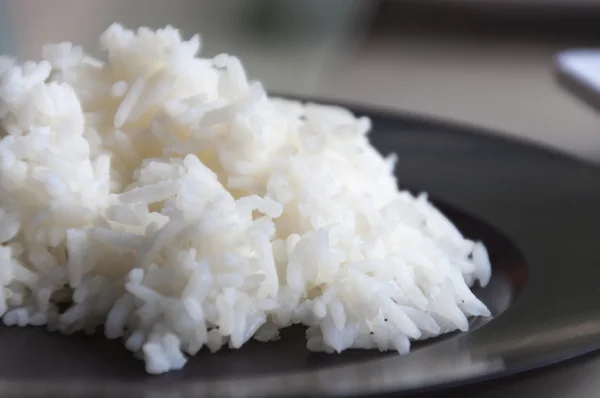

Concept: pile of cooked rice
[[0, 24, 491, 374]]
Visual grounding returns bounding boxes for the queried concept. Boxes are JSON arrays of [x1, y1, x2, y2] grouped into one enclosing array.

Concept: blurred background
[[2, 0, 600, 162]]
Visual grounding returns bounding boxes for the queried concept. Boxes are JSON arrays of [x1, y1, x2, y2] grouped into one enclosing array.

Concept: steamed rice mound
[[0, 24, 491, 374]]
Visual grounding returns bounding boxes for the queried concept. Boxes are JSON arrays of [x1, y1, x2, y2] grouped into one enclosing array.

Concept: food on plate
[[0, 24, 491, 374]]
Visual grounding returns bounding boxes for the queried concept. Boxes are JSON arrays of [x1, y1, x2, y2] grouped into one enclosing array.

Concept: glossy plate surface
[[2, 102, 600, 397]]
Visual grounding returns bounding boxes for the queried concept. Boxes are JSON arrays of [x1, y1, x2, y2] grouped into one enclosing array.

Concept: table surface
[[320, 37, 600, 165]]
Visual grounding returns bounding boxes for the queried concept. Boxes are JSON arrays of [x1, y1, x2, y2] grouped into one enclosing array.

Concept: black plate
[[2, 102, 600, 398]]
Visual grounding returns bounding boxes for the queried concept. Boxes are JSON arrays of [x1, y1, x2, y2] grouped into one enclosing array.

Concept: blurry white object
[[556, 50, 600, 112]]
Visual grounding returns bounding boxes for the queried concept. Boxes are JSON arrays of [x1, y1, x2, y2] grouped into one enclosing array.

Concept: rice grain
[[0, 24, 492, 374]]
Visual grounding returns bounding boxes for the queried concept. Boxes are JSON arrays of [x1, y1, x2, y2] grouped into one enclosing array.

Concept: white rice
[[0, 24, 492, 374]]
